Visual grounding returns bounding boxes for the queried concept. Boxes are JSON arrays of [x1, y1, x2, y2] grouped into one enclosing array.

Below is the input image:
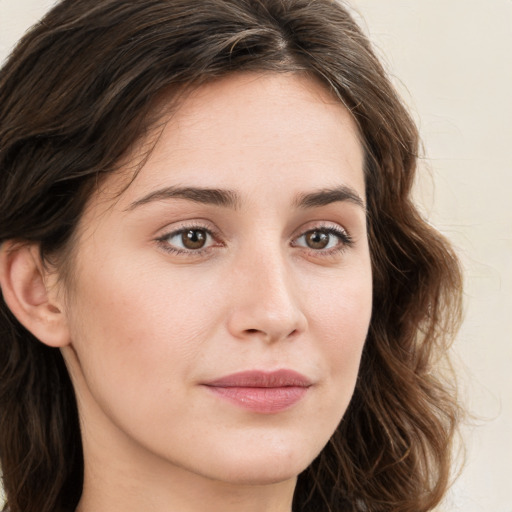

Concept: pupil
[[182, 230, 206, 249], [307, 230, 329, 249]]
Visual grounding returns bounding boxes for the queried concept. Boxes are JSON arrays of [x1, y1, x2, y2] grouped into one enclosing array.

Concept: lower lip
[[204, 385, 308, 413]]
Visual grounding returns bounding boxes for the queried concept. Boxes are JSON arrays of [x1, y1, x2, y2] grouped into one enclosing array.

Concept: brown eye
[[304, 230, 330, 249], [181, 229, 207, 250], [159, 227, 215, 254], [293, 226, 351, 253]]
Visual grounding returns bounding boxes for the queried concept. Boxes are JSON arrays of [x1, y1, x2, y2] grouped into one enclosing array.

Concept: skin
[[54, 73, 373, 512]]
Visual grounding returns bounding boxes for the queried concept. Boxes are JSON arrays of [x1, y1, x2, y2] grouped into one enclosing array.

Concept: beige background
[[1, 1, 511, 511]]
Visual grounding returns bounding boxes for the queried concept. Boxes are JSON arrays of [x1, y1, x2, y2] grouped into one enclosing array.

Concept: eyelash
[[155, 222, 221, 256], [155, 223, 353, 257], [292, 224, 354, 256]]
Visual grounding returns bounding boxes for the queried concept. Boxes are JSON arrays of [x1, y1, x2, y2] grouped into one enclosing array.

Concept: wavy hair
[[0, 1, 462, 511]]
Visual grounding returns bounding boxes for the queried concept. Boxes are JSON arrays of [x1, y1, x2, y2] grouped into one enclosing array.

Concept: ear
[[0, 241, 71, 347]]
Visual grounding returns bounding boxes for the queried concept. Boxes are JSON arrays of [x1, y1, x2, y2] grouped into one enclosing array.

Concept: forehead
[[92, 72, 365, 212]]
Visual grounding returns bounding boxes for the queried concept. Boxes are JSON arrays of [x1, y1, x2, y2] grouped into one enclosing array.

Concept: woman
[[0, 1, 463, 511]]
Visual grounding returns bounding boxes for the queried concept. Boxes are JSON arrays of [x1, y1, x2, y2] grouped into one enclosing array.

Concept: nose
[[226, 248, 307, 343]]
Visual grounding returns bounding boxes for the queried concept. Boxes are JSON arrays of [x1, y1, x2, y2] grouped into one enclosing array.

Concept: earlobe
[[0, 241, 71, 347]]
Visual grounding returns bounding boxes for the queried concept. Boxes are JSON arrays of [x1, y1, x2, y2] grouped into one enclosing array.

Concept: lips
[[202, 370, 312, 414]]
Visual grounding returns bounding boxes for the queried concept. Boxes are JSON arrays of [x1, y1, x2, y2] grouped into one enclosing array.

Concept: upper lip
[[203, 369, 312, 388]]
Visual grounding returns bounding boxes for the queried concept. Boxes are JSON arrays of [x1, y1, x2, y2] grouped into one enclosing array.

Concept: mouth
[[202, 369, 312, 414]]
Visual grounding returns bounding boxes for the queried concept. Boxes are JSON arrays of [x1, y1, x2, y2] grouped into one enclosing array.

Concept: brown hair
[[0, 1, 463, 511]]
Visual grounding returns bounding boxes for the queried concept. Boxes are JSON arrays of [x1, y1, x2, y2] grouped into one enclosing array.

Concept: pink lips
[[202, 370, 311, 414]]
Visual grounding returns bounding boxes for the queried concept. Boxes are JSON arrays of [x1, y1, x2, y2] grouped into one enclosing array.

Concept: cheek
[[64, 268, 226, 451], [66, 259, 223, 403], [308, 267, 372, 381]]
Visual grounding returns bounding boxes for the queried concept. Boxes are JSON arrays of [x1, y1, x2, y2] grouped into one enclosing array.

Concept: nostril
[[243, 327, 300, 340]]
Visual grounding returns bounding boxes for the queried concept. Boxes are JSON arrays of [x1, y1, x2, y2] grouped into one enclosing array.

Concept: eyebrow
[[126, 186, 241, 211], [293, 186, 366, 211], [127, 184, 365, 212]]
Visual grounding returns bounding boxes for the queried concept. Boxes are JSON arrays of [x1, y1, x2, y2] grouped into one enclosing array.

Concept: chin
[[217, 465, 302, 487], [199, 443, 318, 486]]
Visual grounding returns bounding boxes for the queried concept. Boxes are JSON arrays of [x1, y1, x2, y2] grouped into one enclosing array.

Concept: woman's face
[[61, 73, 372, 487]]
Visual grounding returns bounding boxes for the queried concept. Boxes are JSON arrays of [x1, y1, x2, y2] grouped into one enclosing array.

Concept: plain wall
[[348, 2, 512, 511], [1, 1, 511, 511]]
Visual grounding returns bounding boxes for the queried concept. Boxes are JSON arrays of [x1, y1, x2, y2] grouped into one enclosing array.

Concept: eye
[[293, 226, 352, 252], [157, 227, 216, 254], [178, 229, 209, 250]]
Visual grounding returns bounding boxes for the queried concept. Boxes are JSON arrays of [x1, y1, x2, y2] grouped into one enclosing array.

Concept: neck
[[76, 453, 296, 512], [75, 409, 296, 512], [66, 349, 298, 512]]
